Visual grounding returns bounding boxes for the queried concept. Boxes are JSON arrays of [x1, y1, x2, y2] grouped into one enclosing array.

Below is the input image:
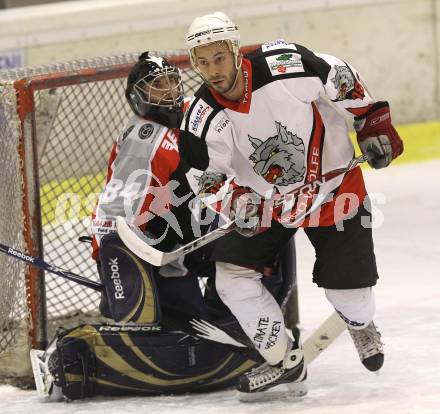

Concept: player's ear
[[99, 232, 162, 323]]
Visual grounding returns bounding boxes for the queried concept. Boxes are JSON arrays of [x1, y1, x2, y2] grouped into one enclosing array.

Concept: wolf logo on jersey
[[331, 65, 356, 101], [248, 122, 306, 186], [331, 65, 366, 101]]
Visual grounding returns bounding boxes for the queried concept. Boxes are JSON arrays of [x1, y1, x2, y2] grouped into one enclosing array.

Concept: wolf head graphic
[[331, 65, 355, 100], [248, 122, 305, 186]]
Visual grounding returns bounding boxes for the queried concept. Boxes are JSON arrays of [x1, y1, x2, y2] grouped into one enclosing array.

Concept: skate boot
[[237, 336, 307, 401], [348, 321, 384, 371]]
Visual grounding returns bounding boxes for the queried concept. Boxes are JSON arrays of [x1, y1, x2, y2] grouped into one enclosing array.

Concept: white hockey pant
[[215, 262, 290, 365], [325, 287, 375, 330]]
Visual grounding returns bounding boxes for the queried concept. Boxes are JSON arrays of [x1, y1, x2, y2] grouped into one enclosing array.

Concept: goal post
[[0, 46, 299, 384], [0, 53, 146, 383]]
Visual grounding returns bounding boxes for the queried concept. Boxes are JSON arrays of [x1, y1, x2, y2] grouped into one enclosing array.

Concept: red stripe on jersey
[[136, 129, 181, 232], [91, 235, 100, 261], [277, 103, 325, 224], [299, 103, 325, 217], [301, 166, 366, 227], [104, 143, 118, 180], [306, 103, 324, 183], [209, 59, 253, 114], [183, 97, 191, 113]]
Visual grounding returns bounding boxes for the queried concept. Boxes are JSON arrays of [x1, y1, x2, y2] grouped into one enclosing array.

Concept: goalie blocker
[[97, 232, 162, 324]]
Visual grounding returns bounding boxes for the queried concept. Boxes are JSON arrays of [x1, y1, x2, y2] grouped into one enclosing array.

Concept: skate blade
[[237, 381, 308, 402]]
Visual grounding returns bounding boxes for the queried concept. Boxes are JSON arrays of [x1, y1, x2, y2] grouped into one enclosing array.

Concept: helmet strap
[[223, 64, 241, 95]]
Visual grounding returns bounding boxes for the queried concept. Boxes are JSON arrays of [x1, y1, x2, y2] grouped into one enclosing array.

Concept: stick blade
[[116, 216, 166, 266]]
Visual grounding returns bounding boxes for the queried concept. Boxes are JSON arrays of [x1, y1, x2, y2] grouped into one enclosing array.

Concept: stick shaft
[[0, 242, 103, 291]]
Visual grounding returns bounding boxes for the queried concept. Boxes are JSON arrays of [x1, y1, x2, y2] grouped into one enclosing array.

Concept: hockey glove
[[354, 101, 403, 169], [197, 172, 227, 198], [230, 187, 264, 238]]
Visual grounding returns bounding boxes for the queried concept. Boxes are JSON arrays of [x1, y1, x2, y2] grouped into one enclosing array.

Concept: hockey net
[[0, 45, 298, 386]]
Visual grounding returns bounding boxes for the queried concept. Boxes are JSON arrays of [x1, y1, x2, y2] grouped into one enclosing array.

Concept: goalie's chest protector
[[183, 47, 366, 226]]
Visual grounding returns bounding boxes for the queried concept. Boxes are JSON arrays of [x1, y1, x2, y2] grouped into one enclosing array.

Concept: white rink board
[[0, 0, 438, 123]]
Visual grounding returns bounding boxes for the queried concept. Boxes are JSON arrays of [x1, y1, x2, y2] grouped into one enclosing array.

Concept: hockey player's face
[[194, 42, 237, 94], [143, 73, 181, 106]]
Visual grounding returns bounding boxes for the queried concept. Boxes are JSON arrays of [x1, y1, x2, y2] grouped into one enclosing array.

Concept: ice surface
[[1, 160, 439, 414]]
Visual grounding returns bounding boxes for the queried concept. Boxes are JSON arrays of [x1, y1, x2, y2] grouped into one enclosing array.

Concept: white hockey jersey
[[180, 40, 375, 227], [91, 115, 193, 261]]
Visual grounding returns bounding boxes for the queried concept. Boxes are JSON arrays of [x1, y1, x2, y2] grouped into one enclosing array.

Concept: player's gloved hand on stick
[[230, 186, 264, 237], [354, 101, 403, 169]]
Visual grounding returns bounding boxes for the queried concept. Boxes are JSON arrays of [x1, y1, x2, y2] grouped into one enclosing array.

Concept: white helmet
[[186, 12, 241, 68]]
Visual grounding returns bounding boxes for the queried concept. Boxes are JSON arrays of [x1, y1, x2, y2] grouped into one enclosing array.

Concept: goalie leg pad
[[51, 324, 258, 400], [99, 232, 161, 323]]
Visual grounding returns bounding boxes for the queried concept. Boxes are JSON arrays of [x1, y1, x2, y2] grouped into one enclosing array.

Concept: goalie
[[90, 51, 213, 325], [30, 51, 299, 401]]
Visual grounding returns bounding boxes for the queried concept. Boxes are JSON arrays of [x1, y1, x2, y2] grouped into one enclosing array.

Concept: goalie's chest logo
[[248, 122, 306, 186]]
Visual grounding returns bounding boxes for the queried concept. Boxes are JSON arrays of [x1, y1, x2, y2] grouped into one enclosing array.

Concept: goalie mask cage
[[0, 44, 298, 386]]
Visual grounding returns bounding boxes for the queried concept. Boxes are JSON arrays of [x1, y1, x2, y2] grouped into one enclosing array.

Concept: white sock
[[325, 287, 375, 329]]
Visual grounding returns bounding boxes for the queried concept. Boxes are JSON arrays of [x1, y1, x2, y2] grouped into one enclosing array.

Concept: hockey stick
[[116, 217, 236, 267], [190, 311, 346, 364], [2, 242, 346, 364], [117, 153, 372, 266], [0, 242, 103, 291]]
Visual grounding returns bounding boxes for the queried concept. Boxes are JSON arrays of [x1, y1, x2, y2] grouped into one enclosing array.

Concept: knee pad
[[215, 262, 289, 365], [215, 262, 263, 303], [99, 232, 161, 323], [325, 287, 375, 329]]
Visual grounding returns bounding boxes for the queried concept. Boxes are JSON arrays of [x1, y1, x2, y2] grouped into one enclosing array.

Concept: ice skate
[[237, 338, 307, 401], [348, 321, 384, 371]]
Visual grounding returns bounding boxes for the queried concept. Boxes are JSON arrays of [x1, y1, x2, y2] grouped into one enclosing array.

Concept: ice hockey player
[[91, 51, 212, 324], [181, 11, 403, 399]]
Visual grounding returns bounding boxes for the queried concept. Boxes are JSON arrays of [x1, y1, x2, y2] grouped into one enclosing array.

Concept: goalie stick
[[117, 153, 372, 266], [0, 242, 103, 291], [31, 311, 347, 400]]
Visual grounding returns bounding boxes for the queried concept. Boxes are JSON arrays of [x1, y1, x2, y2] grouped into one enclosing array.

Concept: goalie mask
[[126, 52, 184, 128]]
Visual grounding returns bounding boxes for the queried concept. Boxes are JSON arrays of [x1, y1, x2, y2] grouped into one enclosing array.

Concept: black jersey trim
[[184, 96, 201, 132], [198, 87, 226, 112], [178, 129, 210, 171], [185, 86, 224, 135], [201, 108, 221, 139], [295, 44, 331, 84], [248, 44, 332, 92]]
